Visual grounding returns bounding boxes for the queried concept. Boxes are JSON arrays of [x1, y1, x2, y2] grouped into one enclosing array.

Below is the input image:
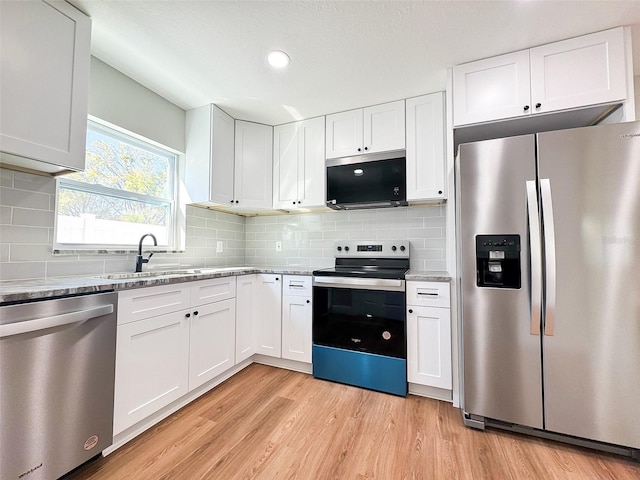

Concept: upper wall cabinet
[[325, 100, 405, 158], [234, 120, 273, 211], [273, 117, 325, 210], [185, 107, 273, 212], [0, 0, 91, 174], [453, 27, 627, 126], [185, 104, 235, 205], [406, 92, 446, 202]]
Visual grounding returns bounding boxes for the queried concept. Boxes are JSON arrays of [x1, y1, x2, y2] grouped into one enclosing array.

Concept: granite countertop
[[0, 266, 450, 304]]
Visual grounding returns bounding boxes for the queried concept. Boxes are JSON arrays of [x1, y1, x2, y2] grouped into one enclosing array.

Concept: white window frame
[[54, 119, 184, 252]]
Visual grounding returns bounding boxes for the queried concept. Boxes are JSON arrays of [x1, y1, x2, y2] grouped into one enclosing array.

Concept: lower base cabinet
[[255, 274, 283, 357], [282, 294, 312, 363], [114, 311, 190, 434], [114, 277, 237, 435], [406, 281, 452, 391]]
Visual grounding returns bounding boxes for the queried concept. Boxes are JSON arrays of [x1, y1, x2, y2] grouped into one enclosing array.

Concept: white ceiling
[[69, 0, 640, 126]]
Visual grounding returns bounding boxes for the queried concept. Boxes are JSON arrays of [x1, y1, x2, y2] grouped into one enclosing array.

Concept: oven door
[[311, 276, 407, 396], [312, 279, 406, 358]]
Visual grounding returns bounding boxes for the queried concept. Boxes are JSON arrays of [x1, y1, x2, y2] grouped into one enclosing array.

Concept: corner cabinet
[[0, 0, 91, 174], [453, 27, 628, 126], [273, 117, 325, 210], [406, 281, 452, 391], [185, 108, 273, 212], [325, 100, 405, 158], [255, 274, 283, 357], [406, 92, 446, 202]]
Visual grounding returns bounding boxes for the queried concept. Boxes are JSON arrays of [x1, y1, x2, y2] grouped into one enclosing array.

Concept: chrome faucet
[[135, 233, 158, 272]]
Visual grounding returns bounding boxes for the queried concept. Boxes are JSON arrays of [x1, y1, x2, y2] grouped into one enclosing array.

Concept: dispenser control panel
[[476, 235, 521, 289]]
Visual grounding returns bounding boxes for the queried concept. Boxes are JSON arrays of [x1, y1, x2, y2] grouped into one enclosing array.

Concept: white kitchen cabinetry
[[273, 117, 326, 209], [185, 104, 235, 205], [0, 0, 91, 174], [114, 277, 237, 434], [281, 276, 313, 363], [188, 278, 237, 390], [406, 92, 446, 202], [234, 120, 273, 210], [236, 274, 257, 363], [406, 281, 452, 391], [185, 109, 273, 212], [453, 27, 627, 126], [255, 274, 282, 357], [325, 100, 405, 158]]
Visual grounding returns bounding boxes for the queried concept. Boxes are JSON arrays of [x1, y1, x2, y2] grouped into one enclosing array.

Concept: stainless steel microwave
[[326, 150, 407, 210]]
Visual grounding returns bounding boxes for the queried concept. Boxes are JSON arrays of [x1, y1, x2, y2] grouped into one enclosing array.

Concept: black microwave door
[[327, 158, 406, 204]]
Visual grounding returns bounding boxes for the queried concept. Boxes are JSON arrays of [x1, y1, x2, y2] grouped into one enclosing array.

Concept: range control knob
[[345, 246, 350, 252], [391, 245, 397, 251], [337, 246, 342, 251], [400, 245, 406, 252]]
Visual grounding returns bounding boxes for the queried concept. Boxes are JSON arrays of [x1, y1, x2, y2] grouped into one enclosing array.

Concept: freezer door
[[538, 121, 640, 449], [458, 135, 543, 429]]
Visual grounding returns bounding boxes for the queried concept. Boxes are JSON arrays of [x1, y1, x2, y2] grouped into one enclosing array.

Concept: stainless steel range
[[312, 240, 410, 396]]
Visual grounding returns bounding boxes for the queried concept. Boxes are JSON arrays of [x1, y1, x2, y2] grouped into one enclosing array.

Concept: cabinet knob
[[235, 200, 239, 204], [193, 311, 199, 316], [293, 201, 296, 205], [230, 200, 234, 203], [297, 201, 301, 204], [306, 300, 310, 304], [364, 147, 368, 151], [408, 309, 413, 314], [535, 103, 542, 109], [357, 148, 362, 152], [438, 190, 443, 195], [523, 105, 530, 111], [185, 313, 191, 318], [276, 277, 279, 281]]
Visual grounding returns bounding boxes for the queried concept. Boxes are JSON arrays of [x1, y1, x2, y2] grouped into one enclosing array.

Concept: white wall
[[89, 57, 186, 153], [635, 75, 640, 120]]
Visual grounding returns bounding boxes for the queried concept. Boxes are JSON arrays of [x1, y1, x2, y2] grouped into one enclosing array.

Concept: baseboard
[[408, 383, 453, 402]]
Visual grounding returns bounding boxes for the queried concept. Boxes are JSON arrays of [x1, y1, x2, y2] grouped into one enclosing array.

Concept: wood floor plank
[[66, 364, 640, 480]]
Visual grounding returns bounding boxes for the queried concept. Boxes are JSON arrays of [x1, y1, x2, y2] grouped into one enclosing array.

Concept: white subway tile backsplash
[[0, 168, 449, 281]]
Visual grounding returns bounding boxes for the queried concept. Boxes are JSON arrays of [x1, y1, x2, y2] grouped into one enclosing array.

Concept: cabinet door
[[114, 311, 190, 434], [0, 0, 91, 173], [210, 106, 236, 205], [297, 116, 326, 208], [273, 122, 300, 209], [363, 100, 405, 153], [407, 306, 452, 390], [282, 295, 312, 363], [529, 27, 626, 114], [406, 93, 446, 201], [234, 121, 273, 209], [453, 50, 531, 126], [188, 298, 236, 390], [236, 274, 257, 363], [255, 274, 282, 357], [325, 109, 363, 158]]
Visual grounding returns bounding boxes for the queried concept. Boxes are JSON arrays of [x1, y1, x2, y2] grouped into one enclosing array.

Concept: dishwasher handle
[[0, 304, 114, 338]]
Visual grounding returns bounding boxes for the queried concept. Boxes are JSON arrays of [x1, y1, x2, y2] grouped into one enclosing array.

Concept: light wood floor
[[67, 364, 639, 480]]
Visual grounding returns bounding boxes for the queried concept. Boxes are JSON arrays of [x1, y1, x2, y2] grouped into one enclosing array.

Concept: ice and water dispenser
[[476, 235, 521, 289]]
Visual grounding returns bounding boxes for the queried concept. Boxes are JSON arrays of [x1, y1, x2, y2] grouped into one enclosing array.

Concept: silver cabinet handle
[[540, 178, 556, 336], [0, 304, 114, 338], [526, 180, 542, 336]]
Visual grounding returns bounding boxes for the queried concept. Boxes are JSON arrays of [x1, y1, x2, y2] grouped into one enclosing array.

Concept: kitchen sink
[[98, 267, 254, 280]]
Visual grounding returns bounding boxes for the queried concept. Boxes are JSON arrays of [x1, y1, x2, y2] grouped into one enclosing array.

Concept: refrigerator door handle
[[526, 180, 542, 335], [540, 178, 556, 336]]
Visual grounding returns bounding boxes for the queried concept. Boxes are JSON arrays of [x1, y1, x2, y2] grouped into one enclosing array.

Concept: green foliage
[[58, 139, 171, 225]]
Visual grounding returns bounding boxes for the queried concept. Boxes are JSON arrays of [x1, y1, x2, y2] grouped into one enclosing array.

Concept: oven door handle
[[312, 276, 405, 292]]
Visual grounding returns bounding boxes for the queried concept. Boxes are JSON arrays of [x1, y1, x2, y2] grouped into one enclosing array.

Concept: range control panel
[[334, 240, 410, 258]]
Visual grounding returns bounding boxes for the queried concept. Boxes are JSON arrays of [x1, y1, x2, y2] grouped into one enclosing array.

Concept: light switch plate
[[275, 241, 282, 252], [216, 241, 223, 253]]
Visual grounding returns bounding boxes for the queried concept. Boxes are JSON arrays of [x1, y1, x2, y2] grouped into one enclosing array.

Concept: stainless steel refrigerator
[[457, 121, 640, 456]]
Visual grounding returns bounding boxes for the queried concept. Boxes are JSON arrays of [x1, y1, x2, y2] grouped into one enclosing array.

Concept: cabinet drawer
[[191, 276, 236, 305], [407, 281, 450, 308], [118, 283, 191, 324], [282, 275, 312, 296]]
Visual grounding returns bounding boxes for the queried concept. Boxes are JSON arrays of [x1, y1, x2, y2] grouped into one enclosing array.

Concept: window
[[56, 121, 179, 249]]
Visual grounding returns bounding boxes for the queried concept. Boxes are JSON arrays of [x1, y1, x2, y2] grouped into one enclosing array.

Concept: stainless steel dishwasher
[[0, 291, 118, 480]]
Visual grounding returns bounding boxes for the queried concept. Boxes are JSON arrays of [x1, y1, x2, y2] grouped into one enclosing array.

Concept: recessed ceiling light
[[267, 50, 290, 69]]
